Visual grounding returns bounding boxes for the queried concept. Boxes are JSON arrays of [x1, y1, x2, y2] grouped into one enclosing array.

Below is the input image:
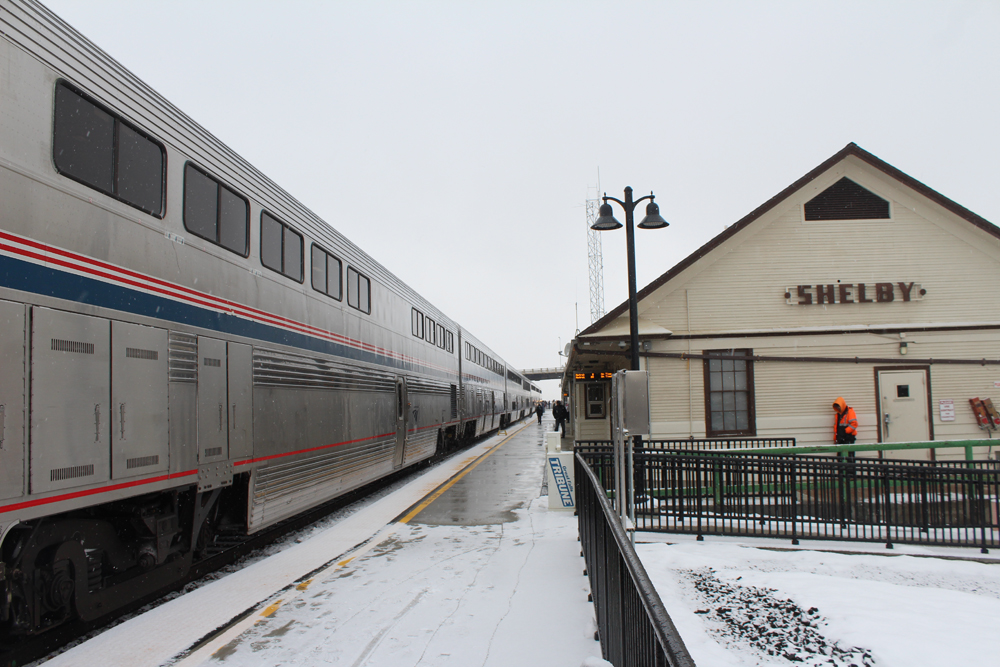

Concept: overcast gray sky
[[43, 0, 1000, 397]]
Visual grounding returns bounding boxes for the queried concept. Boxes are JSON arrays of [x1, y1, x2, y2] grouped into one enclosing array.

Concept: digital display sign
[[574, 372, 613, 381]]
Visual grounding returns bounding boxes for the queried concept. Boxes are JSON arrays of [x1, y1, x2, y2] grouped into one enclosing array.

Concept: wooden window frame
[[703, 348, 757, 437]]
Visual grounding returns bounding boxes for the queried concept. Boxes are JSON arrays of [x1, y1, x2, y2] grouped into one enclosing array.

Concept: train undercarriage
[[0, 479, 248, 641]]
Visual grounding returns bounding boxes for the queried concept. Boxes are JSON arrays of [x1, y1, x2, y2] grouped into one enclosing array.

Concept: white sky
[[42, 0, 1000, 398]]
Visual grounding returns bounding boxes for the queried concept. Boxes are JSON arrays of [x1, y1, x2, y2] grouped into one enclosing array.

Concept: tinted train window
[[437, 324, 445, 349], [347, 267, 370, 314], [183, 164, 248, 255], [411, 308, 424, 337], [117, 123, 163, 214], [260, 211, 303, 282], [53, 82, 164, 216], [311, 244, 342, 299], [447, 331, 454, 353], [426, 318, 436, 344]]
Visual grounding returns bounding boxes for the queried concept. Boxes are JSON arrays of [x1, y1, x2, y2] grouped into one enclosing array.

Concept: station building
[[562, 143, 1000, 460]]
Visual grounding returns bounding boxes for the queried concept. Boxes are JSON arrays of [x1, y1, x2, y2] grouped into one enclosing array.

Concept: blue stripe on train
[[0, 252, 431, 376]]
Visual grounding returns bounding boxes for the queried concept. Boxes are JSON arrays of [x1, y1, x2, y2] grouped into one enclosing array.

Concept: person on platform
[[833, 397, 858, 444], [553, 401, 568, 437], [535, 402, 544, 424]]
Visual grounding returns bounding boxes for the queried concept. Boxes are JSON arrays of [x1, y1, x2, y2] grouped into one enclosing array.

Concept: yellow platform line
[[397, 422, 527, 525]]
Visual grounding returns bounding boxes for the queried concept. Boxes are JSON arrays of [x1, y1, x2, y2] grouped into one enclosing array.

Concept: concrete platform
[[45, 415, 602, 667]]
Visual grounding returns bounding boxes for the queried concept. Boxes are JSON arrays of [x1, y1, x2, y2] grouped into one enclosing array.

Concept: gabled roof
[[579, 142, 1000, 337]]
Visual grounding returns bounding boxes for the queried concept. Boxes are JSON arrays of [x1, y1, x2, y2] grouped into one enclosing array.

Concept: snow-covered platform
[[45, 416, 604, 667]]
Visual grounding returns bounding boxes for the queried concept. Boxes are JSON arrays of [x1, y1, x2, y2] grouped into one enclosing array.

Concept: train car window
[[447, 331, 454, 353], [219, 188, 248, 255], [117, 123, 164, 214], [284, 226, 302, 280], [54, 82, 165, 217], [411, 308, 424, 338], [347, 267, 371, 314], [183, 164, 249, 256], [261, 213, 282, 270], [312, 244, 342, 300], [437, 324, 445, 349], [260, 211, 303, 282], [426, 318, 435, 344], [183, 165, 217, 239]]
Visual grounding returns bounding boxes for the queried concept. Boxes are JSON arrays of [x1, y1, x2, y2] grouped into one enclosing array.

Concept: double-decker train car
[[0, 0, 540, 638]]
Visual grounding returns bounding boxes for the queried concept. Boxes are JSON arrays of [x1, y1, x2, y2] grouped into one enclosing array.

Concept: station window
[[183, 164, 249, 256], [703, 349, 756, 437], [585, 383, 606, 419], [53, 82, 165, 217], [347, 266, 371, 314], [311, 244, 342, 299], [412, 308, 424, 338], [261, 212, 303, 282]]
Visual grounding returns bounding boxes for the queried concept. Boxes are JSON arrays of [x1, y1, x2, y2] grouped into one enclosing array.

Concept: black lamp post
[[591, 186, 668, 371]]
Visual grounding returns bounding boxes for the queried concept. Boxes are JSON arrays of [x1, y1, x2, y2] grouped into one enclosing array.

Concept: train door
[[110, 321, 168, 479], [227, 342, 253, 461], [198, 336, 228, 462], [490, 390, 495, 430], [0, 301, 25, 500], [394, 377, 408, 468], [29, 307, 110, 493], [877, 369, 931, 460]]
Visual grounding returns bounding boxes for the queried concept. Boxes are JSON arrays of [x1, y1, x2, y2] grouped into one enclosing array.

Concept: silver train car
[[0, 0, 540, 637]]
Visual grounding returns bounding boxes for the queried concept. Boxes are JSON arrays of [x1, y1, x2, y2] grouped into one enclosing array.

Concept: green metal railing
[[576, 439, 1000, 551]]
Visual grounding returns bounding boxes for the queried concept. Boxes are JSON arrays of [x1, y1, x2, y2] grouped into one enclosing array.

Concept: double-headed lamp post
[[591, 186, 669, 371]]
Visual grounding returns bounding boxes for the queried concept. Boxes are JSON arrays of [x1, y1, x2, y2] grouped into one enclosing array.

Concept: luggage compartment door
[[227, 342, 253, 461], [198, 336, 228, 462], [30, 307, 110, 493], [0, 301, 25, 501], [111, 321, 168, 479]]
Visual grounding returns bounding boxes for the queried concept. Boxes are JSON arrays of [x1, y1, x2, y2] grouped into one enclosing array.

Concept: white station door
[[878, 369, 930, 460]]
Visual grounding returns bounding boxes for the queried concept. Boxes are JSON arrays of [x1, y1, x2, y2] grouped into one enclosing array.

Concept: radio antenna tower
[[586, 175, 605, 324]]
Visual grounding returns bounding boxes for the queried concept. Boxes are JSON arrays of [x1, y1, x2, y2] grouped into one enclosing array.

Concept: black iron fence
[[576, 437, 795, 452], [578, 445, 1000, 552], [575, 452, 696, 667]]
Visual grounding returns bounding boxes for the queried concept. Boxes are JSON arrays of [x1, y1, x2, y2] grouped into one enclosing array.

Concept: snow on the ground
[[181, 496, 603, 666], [637, 537, 1000, 666]]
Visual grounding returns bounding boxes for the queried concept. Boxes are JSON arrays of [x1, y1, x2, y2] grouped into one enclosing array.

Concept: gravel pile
[[685, 568, 875, 666]]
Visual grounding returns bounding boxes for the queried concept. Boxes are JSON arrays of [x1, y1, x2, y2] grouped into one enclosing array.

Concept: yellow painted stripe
[[398, 425, 522, 524], [296, 579, 313, 591], [260, 599, 283, 618]]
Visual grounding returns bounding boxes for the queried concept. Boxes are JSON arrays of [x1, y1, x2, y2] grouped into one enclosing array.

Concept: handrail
[[575, 452, 696, 667]]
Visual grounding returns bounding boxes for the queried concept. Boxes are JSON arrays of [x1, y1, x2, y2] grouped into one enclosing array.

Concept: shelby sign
[[785, 282, 925, 305]]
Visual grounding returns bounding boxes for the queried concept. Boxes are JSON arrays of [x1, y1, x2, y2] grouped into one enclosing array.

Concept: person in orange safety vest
[[833, 397, 858, 444]]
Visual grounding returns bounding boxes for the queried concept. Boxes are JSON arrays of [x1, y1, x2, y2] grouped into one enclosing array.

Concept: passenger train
[[0, 0, 540, 638]]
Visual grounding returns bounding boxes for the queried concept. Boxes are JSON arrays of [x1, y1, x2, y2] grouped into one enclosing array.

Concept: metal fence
[[575, 453, 696, 667], [576, 437, 795, 452], [578, 446, 1000, 552]]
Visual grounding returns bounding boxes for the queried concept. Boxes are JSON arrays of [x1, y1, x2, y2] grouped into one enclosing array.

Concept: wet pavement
[[410, 419, 548, 526]]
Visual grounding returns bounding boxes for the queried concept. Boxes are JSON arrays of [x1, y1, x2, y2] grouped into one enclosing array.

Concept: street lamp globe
[[591, 202, 623, 231], [637, 200, 669, 229]]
